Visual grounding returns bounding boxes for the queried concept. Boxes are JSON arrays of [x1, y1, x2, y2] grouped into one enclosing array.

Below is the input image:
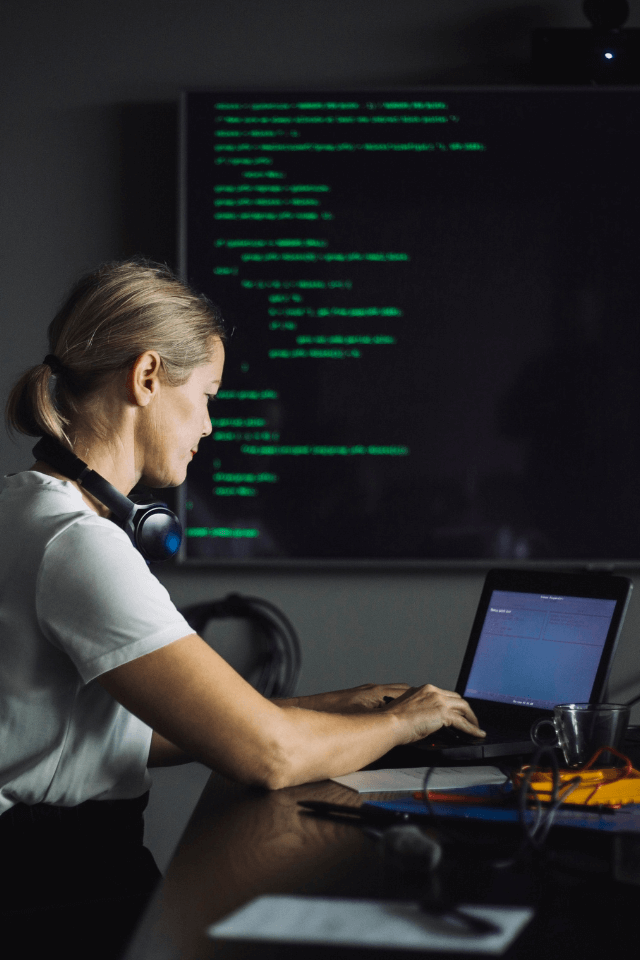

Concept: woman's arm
[[274, 683, 411, 713], [99, 634, 483, 789], [148, 731, 193, 767], [148, 686, 407, 766]]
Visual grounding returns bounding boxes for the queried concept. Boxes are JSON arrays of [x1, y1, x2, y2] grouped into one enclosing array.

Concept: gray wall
[[4, 0, 640, 871]]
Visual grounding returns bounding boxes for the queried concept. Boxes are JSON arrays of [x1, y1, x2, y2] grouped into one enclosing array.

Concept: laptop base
[[409, 734, 536, 762]]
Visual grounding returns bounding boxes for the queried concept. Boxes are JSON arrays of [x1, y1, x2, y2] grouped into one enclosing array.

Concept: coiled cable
[[179, 593, 301, 698]]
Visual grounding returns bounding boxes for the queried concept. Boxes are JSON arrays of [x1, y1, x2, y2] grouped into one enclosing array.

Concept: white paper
[[208, 895, 534, 954], [332, 765, 508, 794]]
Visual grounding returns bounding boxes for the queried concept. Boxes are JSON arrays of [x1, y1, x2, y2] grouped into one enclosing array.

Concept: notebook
[[410, 568, 633, 761]]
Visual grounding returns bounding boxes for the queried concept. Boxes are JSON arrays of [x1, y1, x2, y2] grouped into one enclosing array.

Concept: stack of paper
[[332, 765, 508, 794]]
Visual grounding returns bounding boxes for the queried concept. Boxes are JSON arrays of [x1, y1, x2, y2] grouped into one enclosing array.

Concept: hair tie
[[43, 354, 65, 377]]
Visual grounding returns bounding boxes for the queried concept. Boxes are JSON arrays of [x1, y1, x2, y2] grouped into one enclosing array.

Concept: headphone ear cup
[[32, 435, 183, 562], [130, 506, 182, 562]]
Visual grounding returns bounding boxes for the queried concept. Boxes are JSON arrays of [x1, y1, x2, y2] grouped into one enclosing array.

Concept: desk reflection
[[125, 777, 378, 960], [125, 770, 640, 960]]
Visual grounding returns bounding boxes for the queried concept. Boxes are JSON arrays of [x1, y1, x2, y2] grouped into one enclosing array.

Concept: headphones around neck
[[32, 435, 183, 562]]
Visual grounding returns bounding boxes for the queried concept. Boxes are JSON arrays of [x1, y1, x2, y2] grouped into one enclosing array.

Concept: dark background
[[3, 0, 640, 866]]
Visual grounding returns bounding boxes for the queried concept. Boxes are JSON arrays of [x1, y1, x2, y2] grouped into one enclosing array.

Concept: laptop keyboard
[[429, 723, 523, 746], [430, 726, 486, 746], [411, 720, 536, 759]]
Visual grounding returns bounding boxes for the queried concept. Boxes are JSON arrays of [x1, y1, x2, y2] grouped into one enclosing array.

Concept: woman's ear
[[127, 351, 163, 407]]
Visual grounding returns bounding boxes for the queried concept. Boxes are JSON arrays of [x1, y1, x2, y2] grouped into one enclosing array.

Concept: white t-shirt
[[0, 471, 192, 815]]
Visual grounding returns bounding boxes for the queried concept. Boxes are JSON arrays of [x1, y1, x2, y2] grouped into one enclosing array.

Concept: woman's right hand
[[100, 634, 485, 789], [384, 683, 485, 743]]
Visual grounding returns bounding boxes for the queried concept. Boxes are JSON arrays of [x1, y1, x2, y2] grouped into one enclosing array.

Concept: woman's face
[[139, 338, 225, 488]]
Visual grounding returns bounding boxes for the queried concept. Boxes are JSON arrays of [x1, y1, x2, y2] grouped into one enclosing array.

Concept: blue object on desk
[[365, 784, 640, 834]]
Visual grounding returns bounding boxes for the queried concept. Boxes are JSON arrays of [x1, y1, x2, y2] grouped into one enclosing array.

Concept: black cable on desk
[[419, 754, 583, 858], [419, 764, 514, 851]]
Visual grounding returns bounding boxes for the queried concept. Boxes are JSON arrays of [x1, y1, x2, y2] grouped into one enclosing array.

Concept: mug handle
[[530, 717, 559, 747]]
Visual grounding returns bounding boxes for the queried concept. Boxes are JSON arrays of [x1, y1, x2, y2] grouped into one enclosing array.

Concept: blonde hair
[[6, 259, 225, 444]]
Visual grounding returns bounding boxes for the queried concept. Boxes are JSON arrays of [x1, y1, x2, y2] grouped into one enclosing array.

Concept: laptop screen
[[462, 589, 617, 710]]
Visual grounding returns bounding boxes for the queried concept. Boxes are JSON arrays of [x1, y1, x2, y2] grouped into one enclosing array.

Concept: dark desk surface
[[123, 759, 640, 960], [125, 776, 381, 960]]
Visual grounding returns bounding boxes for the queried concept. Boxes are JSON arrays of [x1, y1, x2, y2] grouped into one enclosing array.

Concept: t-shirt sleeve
[[36, 514, 193, 683]]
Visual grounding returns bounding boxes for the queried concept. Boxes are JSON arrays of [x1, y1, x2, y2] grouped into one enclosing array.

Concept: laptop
[[410, 568, 633, 761]]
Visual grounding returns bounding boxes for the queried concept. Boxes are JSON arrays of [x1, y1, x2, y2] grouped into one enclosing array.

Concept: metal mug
[[530, 702, 630, 768]]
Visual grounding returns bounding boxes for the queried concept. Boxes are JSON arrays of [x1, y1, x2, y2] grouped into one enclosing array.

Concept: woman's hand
[[275, 682, 484, 741], [384, 684, 485, 743], [100, 636, 484, 789], [276, 683, 410, 714]]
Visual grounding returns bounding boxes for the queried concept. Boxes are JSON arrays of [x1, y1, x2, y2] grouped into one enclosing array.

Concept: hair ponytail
[[5, 363, 69, 442], [4, 259, 225, 448]]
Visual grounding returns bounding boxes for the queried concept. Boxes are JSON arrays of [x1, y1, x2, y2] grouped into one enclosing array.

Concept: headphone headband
[[32, 435, 182, 562]]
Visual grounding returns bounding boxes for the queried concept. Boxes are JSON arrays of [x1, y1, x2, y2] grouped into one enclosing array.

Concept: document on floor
[[208, 894, 534, 954], [332, 765, 508, 794]]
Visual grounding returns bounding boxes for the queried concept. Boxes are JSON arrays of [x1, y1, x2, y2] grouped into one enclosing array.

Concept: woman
[[0, 260, 483, 957]]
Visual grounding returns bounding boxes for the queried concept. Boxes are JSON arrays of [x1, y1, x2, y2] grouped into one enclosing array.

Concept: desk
[[124, 770, 640, 960]]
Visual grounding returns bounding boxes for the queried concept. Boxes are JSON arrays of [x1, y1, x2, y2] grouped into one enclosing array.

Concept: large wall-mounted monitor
[[179, 88, 640, 564]]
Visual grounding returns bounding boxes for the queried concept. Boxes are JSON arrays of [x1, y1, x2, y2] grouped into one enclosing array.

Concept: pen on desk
[[412, 791, 502, 805], [298, 800, 413, 824], [421, 901, 501, 935]]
